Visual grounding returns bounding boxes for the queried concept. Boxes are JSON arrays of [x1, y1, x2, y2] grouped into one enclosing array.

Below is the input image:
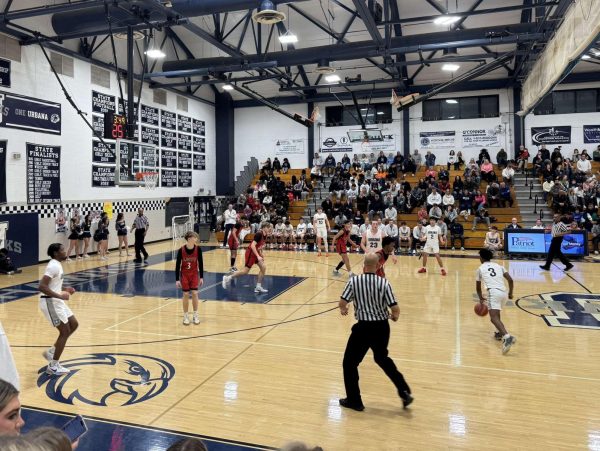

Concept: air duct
[[51, 0, 308, 37]]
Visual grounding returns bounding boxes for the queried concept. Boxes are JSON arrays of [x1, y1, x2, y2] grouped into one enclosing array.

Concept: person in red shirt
[[228, 222, 243, 272], [331, 220, 359, 277], [175, 231, 204, 325], [222, 222, 272, 294], [375, 236, 397, 278]]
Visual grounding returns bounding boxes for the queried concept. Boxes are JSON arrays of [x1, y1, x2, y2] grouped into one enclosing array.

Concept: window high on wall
[[534, 88, 600, 115], [325, 102, 392, 127], [422, 95, 499, 121]]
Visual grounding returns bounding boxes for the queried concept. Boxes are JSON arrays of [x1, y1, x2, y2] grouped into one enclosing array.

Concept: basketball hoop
[[136, 171, 159, 189]]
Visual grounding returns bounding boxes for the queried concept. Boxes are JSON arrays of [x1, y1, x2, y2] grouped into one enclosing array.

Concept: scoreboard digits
[[103, 112, 127, 139]]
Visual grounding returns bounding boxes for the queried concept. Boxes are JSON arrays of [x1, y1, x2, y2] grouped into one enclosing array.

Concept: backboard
[[115, 139, 158, 186]]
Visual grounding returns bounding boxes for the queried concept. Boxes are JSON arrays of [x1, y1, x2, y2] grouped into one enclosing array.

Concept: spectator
[[480, 159, 495, 183], [384, 204, 397, 222], [426, 187, 442, 208], [437, 218, 448, 248], [272, 157, 282, 173], [447, 150, 457, 171], [484, 225, 503, 253], [502, 163, 515, 185], [577, 154, 592, 174], [496, 148, 508, 168], [417, 205, 429, 223], [532, 151, 544, 177], [477, 148, 491, 165], [425, 151, 436, 169], [445, 205, 458, 224], [222, 205, 238, 247], [340, 153, 351, 170], [449, 220, 465, 251], [505, 218, 522, 230], [591, 219, 600, 255], [593, 145, 600, 162], [486, 182, 501, 208], [281, 158, 291, 174], [473, 190, 487, 210], [368, 194, 384, 220], [385, 219, 399, 251], [452, 175, 464, 195], [334, 211, 348, 230], [456, 151, 464, 169], [321, 197, 334, 218], [458, 189, 473, 218], [167, 438, 208, 451], [376, 151, 388, 169], [429, 204, 442, 220], [499, 182, 513, 207], [542, 178, 554, 203], [532, 219, 545, 229], [323, 153, 336, 176], [538, 144, 550, 162], [442, 189, 455, 210], [398, 221, 412, 253], [0, 380, 24, 435], [412, 149, 423, 172], [412, 221, 427, 253], [425, 166, 438, 180], [516, 146, 530, 173], [0, 249, 21, 275], [472, 206, 491, 230], [403, 155, 417, 176], [312, 152, 323, 170], [262, 158, 272, 171]]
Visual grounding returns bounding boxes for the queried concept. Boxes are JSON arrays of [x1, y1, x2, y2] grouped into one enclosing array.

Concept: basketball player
[[283, 220, 296, 250], [274, 218, 286, 249], [476, 249, 516, 354], [418, 217, 447, 275], [483, 225, 503, 254], [398, 221, 412, 254], [313, 207, 330, 257], [332, 220, 359, 277], [39, 243, 78, 375], [296, 218, 307, 250], [222, 222, 272, 293], [375, 236, 397, 278], [360, 219, 387, 254], [227, 222, 243, 272], [175, 231, 204, 325]]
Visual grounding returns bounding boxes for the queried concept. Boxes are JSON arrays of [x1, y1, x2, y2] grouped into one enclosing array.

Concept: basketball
[[474, 303, 488, 317]]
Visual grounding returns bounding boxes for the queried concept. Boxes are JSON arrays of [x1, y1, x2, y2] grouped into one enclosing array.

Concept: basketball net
[[308, 106, 320, 124]]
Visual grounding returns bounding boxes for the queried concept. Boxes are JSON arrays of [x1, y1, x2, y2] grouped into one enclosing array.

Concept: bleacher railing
[[234, 157, 259, 197]]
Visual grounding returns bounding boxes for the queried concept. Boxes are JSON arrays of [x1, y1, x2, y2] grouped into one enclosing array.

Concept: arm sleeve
[[44, 261, 58, 279], [175, 249, 182, 281], [198, 248, 204, 278], [340, 279, 354, 302], [475, 268, 481, 282], [384, 281, 398, 307]]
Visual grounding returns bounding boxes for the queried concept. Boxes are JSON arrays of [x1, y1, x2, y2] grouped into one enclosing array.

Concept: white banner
[[462, 129, 501, 148], [419, 131, 455, 149], [275, 138, 305, 155], [321, 134, 397, 154]]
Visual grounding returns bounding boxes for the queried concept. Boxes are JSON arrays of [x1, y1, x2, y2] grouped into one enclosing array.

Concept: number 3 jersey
[[476, 262, 506, 291], [175, 245, 204, 281]]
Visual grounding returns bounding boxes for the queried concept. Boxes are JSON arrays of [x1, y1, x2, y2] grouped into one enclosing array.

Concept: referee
[[131, 208, 149, 263], [338, 253, 413, 411], [540, 214, 573, 271]]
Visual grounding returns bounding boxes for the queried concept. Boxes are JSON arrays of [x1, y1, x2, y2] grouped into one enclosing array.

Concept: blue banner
[[505, 229, 587, 256], [0, 91, 61, 135], [0, 141, 5, 204], [0, 213, 39, 268], [0, 58, 10, 88], [531, 126, 570, 145], [583, 125, 600, 144]]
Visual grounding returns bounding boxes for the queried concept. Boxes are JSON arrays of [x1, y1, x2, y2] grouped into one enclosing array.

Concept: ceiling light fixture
[[434, 15, 461, 25], [145, 33, 166, 59], [445, 99, 458, 104], [442, 63, 460, 72], [222, 84, 234, 91], [278, 32, 298, 44], [325, 74, 341, 83]]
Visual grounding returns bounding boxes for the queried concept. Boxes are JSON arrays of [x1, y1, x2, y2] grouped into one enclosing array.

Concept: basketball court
[[2, 242, 599, 450]]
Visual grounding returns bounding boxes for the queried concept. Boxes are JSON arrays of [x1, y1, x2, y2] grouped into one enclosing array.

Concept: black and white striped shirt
[[133, 215, 149, 230], [341, 273, 397, 321], [551, 221, 568, 238]]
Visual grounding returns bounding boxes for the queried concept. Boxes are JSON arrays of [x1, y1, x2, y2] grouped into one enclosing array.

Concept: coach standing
[[338, 253, 413, 411], [131, 208, 149, 263], [540, 214, 573, 271]]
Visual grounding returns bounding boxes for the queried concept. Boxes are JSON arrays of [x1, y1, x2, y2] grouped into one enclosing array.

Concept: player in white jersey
[[274, 219, 286, 249], [476, 248, 516, 354], [360, 219, 386, 253], [295, 218, 307, 250], [38, 243, 79, 376], [313, 206, 330, 257], [283, 220, 296, 249], [418, 217, 446, 275], [398, 221, 412, 254]]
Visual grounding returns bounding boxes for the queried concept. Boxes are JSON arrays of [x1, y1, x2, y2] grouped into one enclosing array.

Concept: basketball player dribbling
[[175, 231, 204, 325], [332, 220, 359, 277], [375, 236, 397, 278], [313, 207, 330, 257], [418, 217, 447, 275], [227, 222, 243, 272], [476, 248, 516, 354], [39, 243, 78, 375], [222, 222, 272, 293]]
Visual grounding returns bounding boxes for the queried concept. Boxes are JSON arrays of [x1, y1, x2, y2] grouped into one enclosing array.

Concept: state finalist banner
[[0, 91, 61, 135], [462, 129, 500, 148], [275, 139, 305, 155], [531, 126, 571, 145], [583, 125, 600, 144], [419, 131, 455, 149], [26, 143, 61, 204]]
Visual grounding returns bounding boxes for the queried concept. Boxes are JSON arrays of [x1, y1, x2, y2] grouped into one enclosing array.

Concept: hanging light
[[145, 33, 165, 59], [325, 74, 341, 83], [278, 31, 298, 44], [434, 15, 461, 25], [442, 63, 460, 72], [222, 84, 234, 91]]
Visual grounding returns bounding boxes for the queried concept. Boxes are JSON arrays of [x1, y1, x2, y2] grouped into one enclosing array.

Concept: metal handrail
[[533, 194, 538, 214], [529, 183, 533, 200], [524, 167, 529, 187]]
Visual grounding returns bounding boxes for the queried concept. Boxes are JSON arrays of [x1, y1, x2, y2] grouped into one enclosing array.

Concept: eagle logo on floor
[[37, 353, 175, 406], [517, 292, 600, 330]]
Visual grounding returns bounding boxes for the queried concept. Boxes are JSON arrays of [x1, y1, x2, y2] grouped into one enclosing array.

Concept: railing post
[[533, 194, 538, 214], [529, 184, 533, 200]]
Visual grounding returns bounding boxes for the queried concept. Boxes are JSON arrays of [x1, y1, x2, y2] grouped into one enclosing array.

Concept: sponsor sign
[[583, 125, 600, 144], [275, 138, 305, 155], [321, 135, 352, 153], [462, 129, 500, 148], [531, 126, 571, 145], [505, 230, 587, 256], [0, 91, 61, 135], [419, 131, 455, 149], [0, 213, 39, 267]]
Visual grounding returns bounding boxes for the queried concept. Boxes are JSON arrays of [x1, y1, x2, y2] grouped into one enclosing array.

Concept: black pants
[[450, 234, 465, 248], [223, 223, 234, 246], [134, 229, 148, 260], [593, 235, 600, 252], [544, 236, 570, 267], [342, 320, 410, 403]]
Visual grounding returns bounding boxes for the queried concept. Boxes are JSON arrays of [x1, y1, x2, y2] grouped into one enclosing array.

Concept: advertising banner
[[583, 125, 600, 144], [531, 126, 571, 145], [275, 139, 305, 155], [462, 129, 501, 148], [419, 131, 455, 149]]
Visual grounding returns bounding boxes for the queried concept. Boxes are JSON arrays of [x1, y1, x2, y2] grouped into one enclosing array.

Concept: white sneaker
[[83, 254, 90, 259], [42, 348, 54, 362], [65, 257, 72, 262], [254, 286, 268, 293], [461, 247, 465, 251], [183, 315, 190, 325], [46, 363, 70, 376], [222, 275, 231, 289], [451, 246, 455, 251], [502, 335, 516, 354], [76, 256, 82, 260], [193, 313, 200, 325], [595, 251, 599, 255]]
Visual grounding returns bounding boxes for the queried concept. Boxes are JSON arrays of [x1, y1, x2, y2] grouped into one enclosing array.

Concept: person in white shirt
[[385, 219, 399, 251], [576, 154, 592, 174], [531, 219, 544, 229], [502, 164, 515, 185], [313, 206, 330, 256], [542, 179, 554, 203], [412, 222, 426, 254], [384, 205, 397, 222], [418, 218, 446, 275], [483, 225, 503, 252], [312, 152, 323, 169], [361, 219, 386, 253], [475, 248, 516, 354], [426, 188, 442, 208], [442, 189, 455, 210], [398, 221, 412, 253], [38, 243, 79, 376], [358, 218, 370, 236], [295, 218, 307, 250], [347, 184, 358, 203], [274, 219, 286, 249], [283, 220, 296, 249], [222, 204, 238, 247]]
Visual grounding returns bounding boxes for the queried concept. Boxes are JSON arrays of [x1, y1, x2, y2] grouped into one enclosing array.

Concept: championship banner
[[91, 91, 115, 114], [0, 140, 6, 204], [531, 126, 571, 145], [26, 143, 61, 204], [0, 58, 10, 88], [0, 91, 61, 135], [275, 139, 305, 155], [419, 131, 455, 149], [462, 129, 500, 148], [583, 125, 600, 144]]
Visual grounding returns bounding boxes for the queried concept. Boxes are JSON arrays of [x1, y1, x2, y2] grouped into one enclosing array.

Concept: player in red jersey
[[331, 220, 359, 277], [228, 222, 243, 272], [175, 231, 204, 325], [375, 236, 397, 278], [222, 222, 272, 294]]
